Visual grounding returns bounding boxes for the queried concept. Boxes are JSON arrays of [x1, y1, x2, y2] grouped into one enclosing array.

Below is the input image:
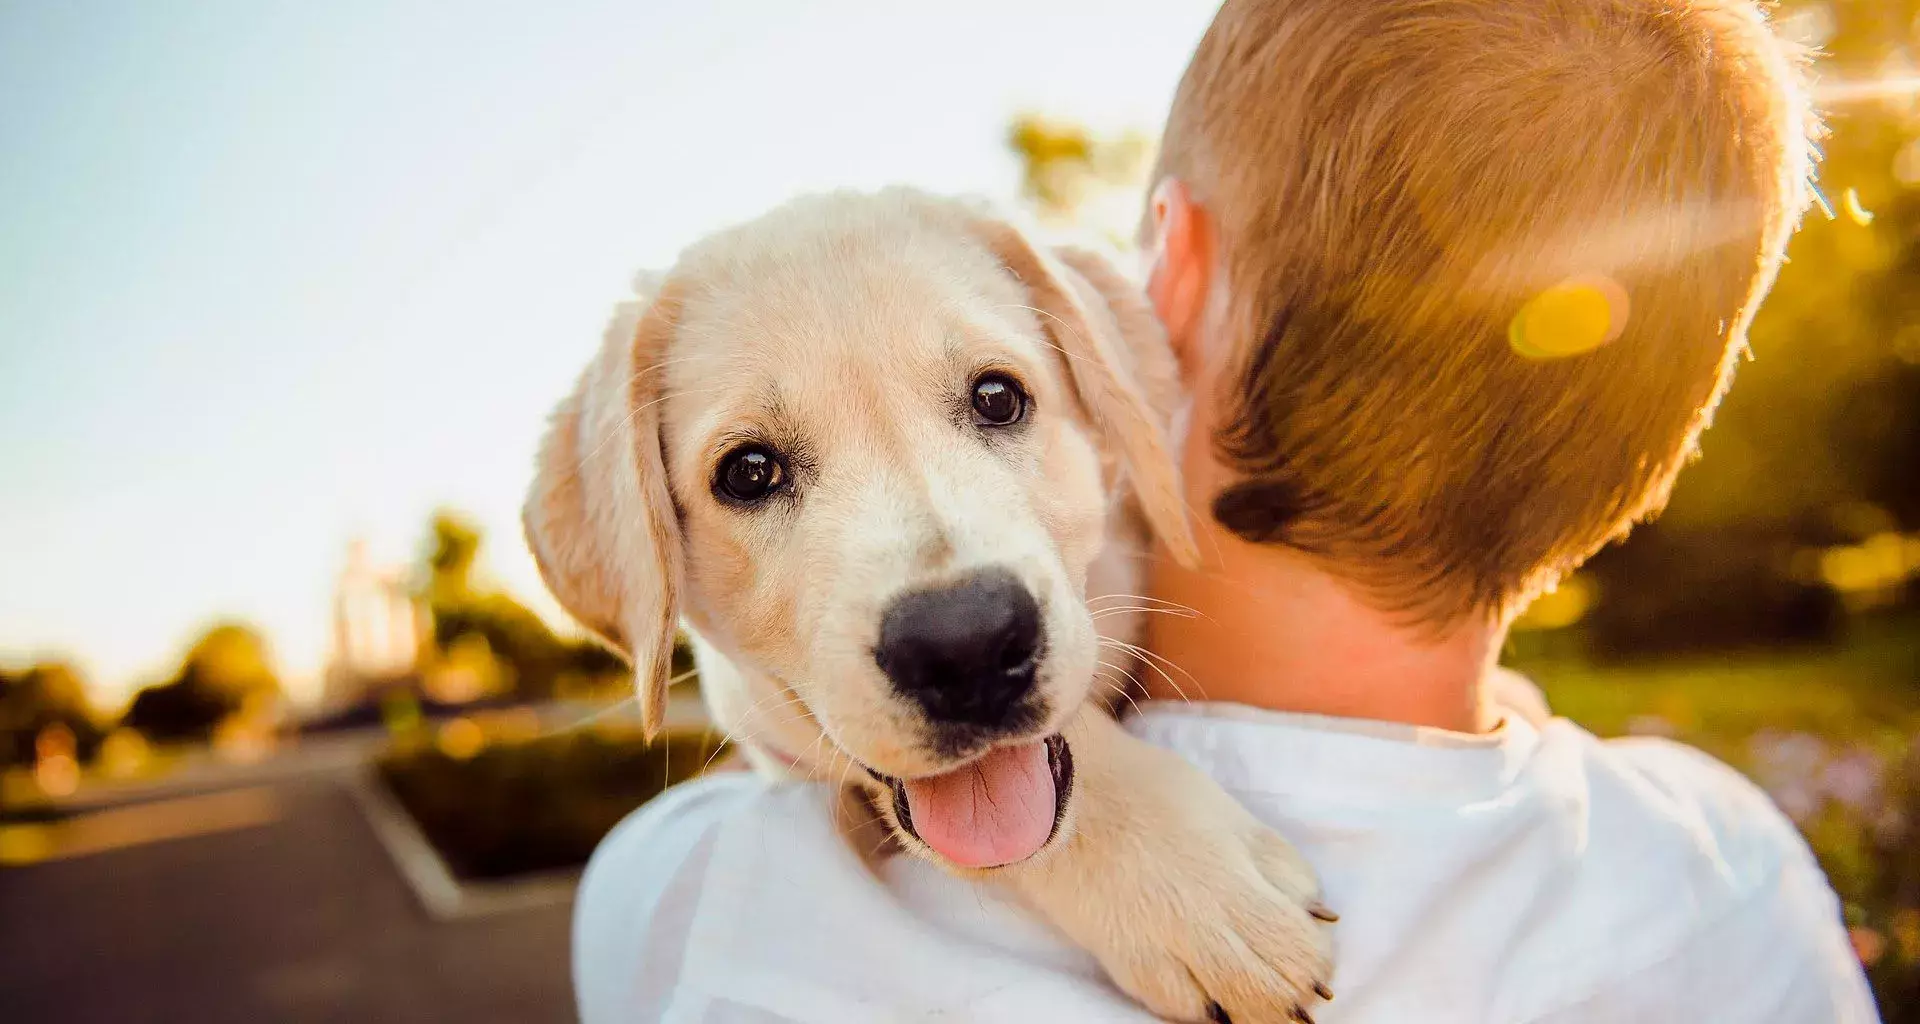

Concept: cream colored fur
[[525, 188, 1333, 1022]]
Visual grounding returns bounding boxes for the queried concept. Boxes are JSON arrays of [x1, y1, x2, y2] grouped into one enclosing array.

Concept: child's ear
[[1144, 178, 1213, 387]]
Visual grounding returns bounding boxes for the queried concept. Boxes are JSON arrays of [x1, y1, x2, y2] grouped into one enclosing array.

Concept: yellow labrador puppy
[[525, 188, 1334, 1022]]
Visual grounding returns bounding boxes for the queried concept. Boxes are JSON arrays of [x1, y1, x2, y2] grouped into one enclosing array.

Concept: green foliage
[[121, 622, 280, 744], [376, 726, 725, 879], [418, 509, 627, 700], [1660, 0, 1920, 536], [1007, 113, 1155, 241], [1513, 614, 1920, 758], [425, 510, 483, 607]]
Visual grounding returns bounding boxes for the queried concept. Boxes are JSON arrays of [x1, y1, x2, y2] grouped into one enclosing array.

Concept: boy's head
[[1141, 0, 1816, 624]]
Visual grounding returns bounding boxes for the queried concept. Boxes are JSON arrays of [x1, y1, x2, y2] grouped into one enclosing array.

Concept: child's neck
[[1141, 523, 1505, 734]]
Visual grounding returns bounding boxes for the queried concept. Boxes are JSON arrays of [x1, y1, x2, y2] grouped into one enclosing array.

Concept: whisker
[[1087, 592, 1202, 616], [695, 686, 814, 773], [534, 660, 707, 742], [1095, 657, 1145, 698], [540, 694, 640, 738], [835, 741, 860, 793], [800, 730, 834, 783], [1091, 605, 1199, 620], [1110, 635, 1199, 690], [1093, 669, 1146, 718], [1099, 637, 1198, 703]]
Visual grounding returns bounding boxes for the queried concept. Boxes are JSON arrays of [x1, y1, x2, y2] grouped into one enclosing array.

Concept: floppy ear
[[970, 218, 1200, 568], [523, 282, 686, 738]]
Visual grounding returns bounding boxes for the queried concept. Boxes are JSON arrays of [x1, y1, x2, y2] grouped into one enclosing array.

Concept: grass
[[1509, 613, 1920, 768]]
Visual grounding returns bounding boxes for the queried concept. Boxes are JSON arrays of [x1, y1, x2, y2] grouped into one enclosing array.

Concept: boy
[[572, 0, 1877, 1019]]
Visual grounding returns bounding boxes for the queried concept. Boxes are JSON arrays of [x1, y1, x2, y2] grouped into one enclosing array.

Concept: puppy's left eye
[[715, 445, 786, 503], [970, 373, 1027, 427]]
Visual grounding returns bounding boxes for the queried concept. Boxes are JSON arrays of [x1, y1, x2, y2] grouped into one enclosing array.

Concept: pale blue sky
[[0, 0, 1219, 703]]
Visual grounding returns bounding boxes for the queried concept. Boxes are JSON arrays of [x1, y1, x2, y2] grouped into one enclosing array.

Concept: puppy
[[525, 188, 1334, 1022]]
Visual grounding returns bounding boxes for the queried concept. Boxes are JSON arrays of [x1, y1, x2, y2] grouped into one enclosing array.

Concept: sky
[[0, 0, 1221, 705]]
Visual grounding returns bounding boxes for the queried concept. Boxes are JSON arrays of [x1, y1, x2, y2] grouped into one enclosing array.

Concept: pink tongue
[[900, 741, 1055, 869]]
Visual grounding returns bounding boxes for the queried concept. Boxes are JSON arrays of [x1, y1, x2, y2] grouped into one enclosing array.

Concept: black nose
[[874, 569, 1043, 728]]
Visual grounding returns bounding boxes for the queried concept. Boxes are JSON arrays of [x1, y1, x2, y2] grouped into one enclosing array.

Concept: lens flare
[[1813, 76, 1920, 106], [1508, 277, 1629, 360], [1842, 188, 1875, 226], [437, 716, 487, 761]]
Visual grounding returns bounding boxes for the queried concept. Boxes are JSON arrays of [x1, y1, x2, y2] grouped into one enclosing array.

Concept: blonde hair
[[1153, 0, 1818, 622]]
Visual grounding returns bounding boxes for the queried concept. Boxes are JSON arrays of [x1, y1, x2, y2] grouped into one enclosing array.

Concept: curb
[[344, 768, 580, 921]]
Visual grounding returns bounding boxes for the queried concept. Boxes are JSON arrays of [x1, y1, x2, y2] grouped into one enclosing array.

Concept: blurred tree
[[1009, 114, 1097, 216], [1832, 343, 1920, 529], [1008, 113, 1155, 243], [426, 511, 483, 607], [1658, 0, 1920, 538], [418, 510, 626, 701], [1580, 0, 1920, 649], [122, 623, 281, 744], [0, 662, 104, 768]]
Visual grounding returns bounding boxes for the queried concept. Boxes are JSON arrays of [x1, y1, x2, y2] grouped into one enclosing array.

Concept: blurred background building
[[320, 538, 429, 710]]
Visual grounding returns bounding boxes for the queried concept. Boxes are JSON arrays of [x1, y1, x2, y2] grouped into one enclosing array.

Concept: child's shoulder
[[1512, 722, 1877, 1021], [1545, 723, 1833, 904], [1576, 728, 1811, 867]]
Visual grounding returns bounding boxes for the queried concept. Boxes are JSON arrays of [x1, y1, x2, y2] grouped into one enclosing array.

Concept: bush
[[122, 623, 281, 744], [0, 663, 103, 769], [376, 726, 726, 880], [1582, 523, 1844, 659], [120, 678, 239, 745]]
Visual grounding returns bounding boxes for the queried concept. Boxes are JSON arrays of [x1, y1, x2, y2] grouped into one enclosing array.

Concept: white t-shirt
[[572, 697, 1878, 1023]]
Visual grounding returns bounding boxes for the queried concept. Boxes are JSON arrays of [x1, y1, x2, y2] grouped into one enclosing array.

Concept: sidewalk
[[0, 692, 713, 1022], [0, 777, 574, 1023]]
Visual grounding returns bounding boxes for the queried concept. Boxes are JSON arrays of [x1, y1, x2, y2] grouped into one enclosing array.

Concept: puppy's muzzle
[[873, 567, 1044, 732]]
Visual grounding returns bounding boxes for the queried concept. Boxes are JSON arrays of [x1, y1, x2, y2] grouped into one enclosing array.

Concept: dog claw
[[1206, 1002, 1231, 1024], [1290, 1008, 1315, 1023], [1314, 982, 1334, 1000], [1308, 902, 1339, 922]]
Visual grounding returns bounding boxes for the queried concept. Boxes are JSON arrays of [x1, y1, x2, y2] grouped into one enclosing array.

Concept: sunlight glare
[[1842, 188, 1875, 226], [1509, 277, 1629, 360], [1814, 76, 1920, 106]]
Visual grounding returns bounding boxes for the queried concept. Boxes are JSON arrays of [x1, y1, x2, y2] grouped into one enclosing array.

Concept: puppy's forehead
[[662, 210, 1045, 436]]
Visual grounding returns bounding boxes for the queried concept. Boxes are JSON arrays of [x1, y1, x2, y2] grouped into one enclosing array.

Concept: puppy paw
[[1091, 826, 1335, 1022], [1003, 712, 1336, 1022]]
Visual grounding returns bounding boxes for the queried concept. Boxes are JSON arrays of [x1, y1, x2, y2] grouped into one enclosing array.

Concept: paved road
[[0, 777, 574, 1023]]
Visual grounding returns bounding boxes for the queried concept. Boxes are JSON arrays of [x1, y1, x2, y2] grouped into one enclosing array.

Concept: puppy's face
[[526, 191, 1192, 868], [661, 209, 1110, 778]]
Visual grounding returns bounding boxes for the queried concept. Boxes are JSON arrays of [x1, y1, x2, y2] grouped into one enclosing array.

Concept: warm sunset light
[[1815, 75, 1920, 106], [3, 1, 1917, 1020]]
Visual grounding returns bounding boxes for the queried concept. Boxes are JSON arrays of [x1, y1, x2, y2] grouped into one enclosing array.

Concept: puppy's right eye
[[715, 446, 785, 503], [970, 372, 1027, 427]]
